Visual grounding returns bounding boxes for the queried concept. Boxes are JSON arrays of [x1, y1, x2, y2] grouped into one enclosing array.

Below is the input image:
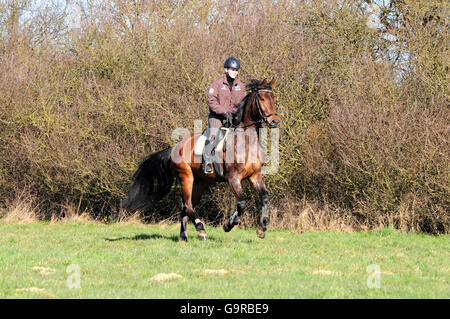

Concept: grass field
[[0, 221, 448, 299]]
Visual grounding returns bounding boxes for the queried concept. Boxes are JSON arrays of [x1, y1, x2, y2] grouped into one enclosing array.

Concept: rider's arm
[[230, 80, 247, 114], [207, 82, 226, 115]]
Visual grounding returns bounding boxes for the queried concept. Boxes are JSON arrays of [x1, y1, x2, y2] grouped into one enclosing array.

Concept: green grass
[[0, 221, 448, 298]]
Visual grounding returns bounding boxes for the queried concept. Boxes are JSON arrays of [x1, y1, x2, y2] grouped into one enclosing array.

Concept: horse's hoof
[[256, 228, 266, 239], [198, 231, 208, 240], [179, 235, 188, 242], [223, 223, 232, 232]]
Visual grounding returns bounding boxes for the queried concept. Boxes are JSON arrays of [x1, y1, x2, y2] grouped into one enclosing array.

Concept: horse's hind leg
[[178, 167, 194, 242], [178, 167, 209, 241], [188, 179, 210, 240], [179, 206, 189, 242]]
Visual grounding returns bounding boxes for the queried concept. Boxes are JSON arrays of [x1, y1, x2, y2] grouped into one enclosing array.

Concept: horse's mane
[[233, 79, 269, 125], [245, 79, 271, 91]]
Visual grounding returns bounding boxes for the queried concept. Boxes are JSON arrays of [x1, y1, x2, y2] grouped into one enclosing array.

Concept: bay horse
[[121, 78, 280, 241]]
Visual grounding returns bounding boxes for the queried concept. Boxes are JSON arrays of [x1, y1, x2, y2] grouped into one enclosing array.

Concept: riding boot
[[202, 147, 214, 174], [202, 129, 218, 174]]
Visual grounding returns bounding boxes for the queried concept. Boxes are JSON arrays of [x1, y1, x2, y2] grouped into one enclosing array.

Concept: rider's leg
[[202, 115, 222, 174]]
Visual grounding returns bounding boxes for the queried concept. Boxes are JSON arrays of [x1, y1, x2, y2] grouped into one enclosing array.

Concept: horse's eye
[[259, 97, 265, 101]]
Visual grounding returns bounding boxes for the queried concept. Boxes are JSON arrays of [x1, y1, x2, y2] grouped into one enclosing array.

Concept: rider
[[202, 57, 247, 174]]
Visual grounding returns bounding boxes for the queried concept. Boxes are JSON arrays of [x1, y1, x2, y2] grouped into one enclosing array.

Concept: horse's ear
[[269, 78, 276, 88], [260, 79, 267, 87]]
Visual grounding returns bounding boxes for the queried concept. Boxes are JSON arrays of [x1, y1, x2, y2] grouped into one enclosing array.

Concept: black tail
[[121, 147, 174, 213]]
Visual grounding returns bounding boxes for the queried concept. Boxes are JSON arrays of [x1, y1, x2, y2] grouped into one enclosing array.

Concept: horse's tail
[[121, 147, 174, 213]]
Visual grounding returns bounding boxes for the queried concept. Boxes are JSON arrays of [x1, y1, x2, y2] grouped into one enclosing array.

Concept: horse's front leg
[[223, 174, 245, 232], [249, 172, 269, 239]]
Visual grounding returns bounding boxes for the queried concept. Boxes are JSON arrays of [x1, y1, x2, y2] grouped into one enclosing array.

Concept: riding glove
[[224, 112, 233, 127]]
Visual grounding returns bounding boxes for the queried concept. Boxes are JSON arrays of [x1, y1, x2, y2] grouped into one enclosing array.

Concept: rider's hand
[[224, 112, 233, 127]]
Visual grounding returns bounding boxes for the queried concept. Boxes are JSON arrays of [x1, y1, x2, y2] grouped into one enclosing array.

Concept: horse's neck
[[237, 93, 260, 131]]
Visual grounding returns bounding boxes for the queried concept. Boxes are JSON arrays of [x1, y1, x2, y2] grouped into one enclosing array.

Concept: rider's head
[[224, 57, 240, 79]]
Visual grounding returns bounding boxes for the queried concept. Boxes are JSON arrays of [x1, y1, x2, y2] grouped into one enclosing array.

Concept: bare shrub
[[0, 0, 447, 233]]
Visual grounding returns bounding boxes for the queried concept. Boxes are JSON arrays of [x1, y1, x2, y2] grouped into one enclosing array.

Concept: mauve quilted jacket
[[207, 74, 246, 116]]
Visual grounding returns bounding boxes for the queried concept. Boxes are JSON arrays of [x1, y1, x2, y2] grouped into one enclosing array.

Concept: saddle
[[194, 127, 230, 179], [194, 127, 230, 156]]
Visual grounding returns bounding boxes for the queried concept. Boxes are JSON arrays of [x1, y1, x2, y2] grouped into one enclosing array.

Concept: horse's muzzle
[[268, 117, 279, 128]]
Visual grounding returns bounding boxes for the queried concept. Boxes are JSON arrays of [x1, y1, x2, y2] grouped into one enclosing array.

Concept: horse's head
[[251, 78, 280, 128]]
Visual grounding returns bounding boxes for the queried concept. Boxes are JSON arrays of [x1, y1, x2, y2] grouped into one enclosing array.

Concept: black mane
[[232, 95, 248, 126], [233, 79, 264, 126], [245, 79, 271, 91], [233, 79, 268, 126]]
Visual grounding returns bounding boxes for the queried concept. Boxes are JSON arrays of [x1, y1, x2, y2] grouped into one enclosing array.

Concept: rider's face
[[226, 68, 239, 79]]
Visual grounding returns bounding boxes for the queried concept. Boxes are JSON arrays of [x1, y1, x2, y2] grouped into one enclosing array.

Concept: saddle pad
[[194, 135, 207, 156], [194, 128, 229, 156]]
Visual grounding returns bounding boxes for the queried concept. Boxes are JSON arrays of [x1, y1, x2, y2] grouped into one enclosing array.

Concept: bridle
[[254, 89, 278, 126], [231, 88, 278, 129]]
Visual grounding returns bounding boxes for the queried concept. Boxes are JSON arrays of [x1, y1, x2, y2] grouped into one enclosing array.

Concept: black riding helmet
[[224, 57, 241, 70]]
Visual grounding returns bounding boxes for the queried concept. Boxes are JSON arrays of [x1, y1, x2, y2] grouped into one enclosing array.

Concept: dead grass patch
[[31, 266, 57, 275], [312, 270, 337, 275], [16, 287, 45, 293], [0, 193, 40, 224], [203, 269, 228, 275], [150, 273, 183, 282]]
